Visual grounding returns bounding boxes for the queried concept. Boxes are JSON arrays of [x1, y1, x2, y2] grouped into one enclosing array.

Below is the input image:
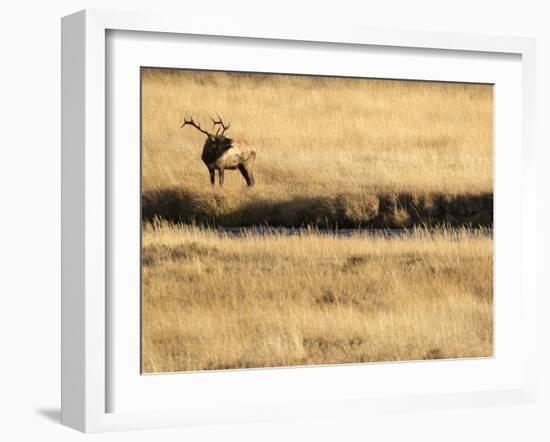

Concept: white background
[[0, 1, 548, 441]]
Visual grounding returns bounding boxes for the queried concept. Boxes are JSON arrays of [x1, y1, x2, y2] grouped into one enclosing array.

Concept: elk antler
[[181, 117, 214, 138], [211, 114, 231, 136]]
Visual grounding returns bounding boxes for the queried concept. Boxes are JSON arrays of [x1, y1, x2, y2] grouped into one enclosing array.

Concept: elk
[[181, 116, 256, 187]]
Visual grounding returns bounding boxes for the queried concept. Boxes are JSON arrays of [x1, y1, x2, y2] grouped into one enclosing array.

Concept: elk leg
[[218, 167, 224, 187], [244, 153, 256, 187], [248, 167, 255, 187], [238, 164, 252, 186], [209, 168, 215, 187]]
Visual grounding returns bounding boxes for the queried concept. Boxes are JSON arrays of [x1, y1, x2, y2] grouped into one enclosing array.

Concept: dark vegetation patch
[[303, 336, 365, 358], [343, 255, 370, 270], [423, 348, 445, 360], [142, 188, 493, 229], [314, 289, 388, 310], [142, 242, 218, 266]]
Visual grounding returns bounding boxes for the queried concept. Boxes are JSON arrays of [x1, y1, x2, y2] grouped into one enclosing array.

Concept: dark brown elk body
[[181, 116, 256, 187]]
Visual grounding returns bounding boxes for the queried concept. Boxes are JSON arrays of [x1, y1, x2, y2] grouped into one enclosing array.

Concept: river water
[[216, 226, 492, 238]]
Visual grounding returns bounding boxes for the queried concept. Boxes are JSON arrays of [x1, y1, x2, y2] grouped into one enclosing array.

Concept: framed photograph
[[61, 9, 537, 433]]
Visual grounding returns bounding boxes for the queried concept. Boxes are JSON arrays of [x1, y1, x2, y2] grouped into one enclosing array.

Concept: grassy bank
[[141, 223, 493, 373], [141, 69, 493, 228], [142, 187, 492, 228]]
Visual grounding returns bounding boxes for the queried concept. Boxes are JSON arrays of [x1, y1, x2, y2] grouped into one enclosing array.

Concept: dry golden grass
[[142, 222, 492, 373], [141, 69, 494, 373], [142, 69, 493, 197]]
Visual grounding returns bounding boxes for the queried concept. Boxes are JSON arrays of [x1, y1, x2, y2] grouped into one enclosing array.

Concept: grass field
[[141, 69, 493, 228], [142, 223, 493, 373], [141, 69, 494, 373]]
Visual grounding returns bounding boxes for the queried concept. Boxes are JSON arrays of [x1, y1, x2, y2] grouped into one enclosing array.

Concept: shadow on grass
[[142, 187, 493, 228]]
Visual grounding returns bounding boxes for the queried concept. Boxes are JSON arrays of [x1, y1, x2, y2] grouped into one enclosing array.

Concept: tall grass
[[142, 222, 492, 373]]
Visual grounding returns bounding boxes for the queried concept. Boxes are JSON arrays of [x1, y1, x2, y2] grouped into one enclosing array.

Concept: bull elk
[[181, 116, 256, 187]]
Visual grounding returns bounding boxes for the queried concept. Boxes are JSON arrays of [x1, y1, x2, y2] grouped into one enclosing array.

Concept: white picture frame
[[61, 9, 537, 433]]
